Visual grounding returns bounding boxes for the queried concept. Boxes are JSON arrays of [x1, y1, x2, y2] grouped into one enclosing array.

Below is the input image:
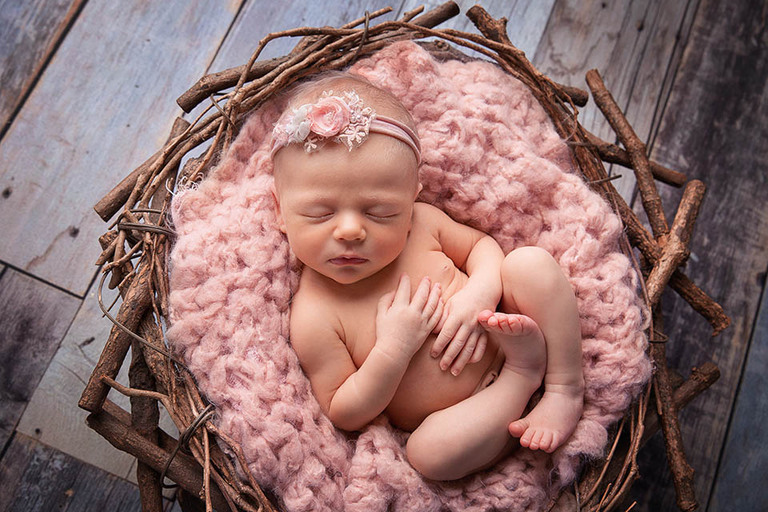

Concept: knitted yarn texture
[[167, 41, 652, 512]]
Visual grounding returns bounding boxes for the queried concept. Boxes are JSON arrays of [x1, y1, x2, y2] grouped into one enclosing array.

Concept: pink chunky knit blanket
[[167, 41, 652, 511]]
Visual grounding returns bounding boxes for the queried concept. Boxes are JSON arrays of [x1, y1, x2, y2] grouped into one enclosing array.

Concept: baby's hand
[[376, 275, 443, 363], [431, 288, 491, 375]]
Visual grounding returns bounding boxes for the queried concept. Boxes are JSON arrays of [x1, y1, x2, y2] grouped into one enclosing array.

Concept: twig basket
[[79, 3, 728, 511]]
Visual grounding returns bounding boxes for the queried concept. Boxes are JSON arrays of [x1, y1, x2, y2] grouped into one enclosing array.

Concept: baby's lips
[[330, 256, 367, 265]]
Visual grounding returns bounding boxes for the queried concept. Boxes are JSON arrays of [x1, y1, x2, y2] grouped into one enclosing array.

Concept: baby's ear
[[416, 182, 423, 197], [270, 184, 287, 233]]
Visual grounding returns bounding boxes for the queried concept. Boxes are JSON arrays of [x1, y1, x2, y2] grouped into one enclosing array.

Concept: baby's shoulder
[[292, 274, 332, 315], [414, 201, 445, 219], [413, 201, 453, 230], [291, 277, 334, 317], [290, 283, 342, 343]]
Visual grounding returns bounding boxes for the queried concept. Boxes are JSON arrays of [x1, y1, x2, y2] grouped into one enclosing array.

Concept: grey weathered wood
[[206, 0, 401, 70], [0, 0, 84, 138], [614, 0, 700, 200], [179, 0, 404, 134], [626, 0, 768, 509], [0, 269, 80, 447], [533, 0, 697, 200], [0, 266, 5, 448], [396, 0, 556, 58], [710, 282, 768, 511], [0, 432, 142, 512], [0, 0, 245, 296], [17, 283, 178, 482]]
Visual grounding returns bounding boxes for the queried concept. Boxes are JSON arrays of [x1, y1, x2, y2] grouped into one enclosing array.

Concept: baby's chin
[[314, 263, 388, 286], [326, 269, 377, 285]]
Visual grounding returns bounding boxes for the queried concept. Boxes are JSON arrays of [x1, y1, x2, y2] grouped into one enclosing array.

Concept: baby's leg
[[492, 246, 584, 453], [405, 317, 545, 481]]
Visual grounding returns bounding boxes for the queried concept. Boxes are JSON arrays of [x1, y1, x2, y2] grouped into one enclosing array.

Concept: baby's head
[[270, 73, 421, 165], [270, 73, 422, 284]]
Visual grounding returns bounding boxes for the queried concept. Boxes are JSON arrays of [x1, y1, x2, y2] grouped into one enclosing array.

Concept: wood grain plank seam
[[0, 262, 88, 300], [707, 260, 768, 507], [195, 0, 250, 80], [0, 0, 89, 144], [644, 0, 702, 154], [0, 430, 17, 462]]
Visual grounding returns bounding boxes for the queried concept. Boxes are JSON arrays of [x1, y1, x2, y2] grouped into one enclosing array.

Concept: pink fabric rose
[[307, 97, 350, 137]]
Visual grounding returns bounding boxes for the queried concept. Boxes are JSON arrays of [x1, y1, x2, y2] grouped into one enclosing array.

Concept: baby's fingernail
[[440, 363, 447, 370], [451, 368, 460, 376]]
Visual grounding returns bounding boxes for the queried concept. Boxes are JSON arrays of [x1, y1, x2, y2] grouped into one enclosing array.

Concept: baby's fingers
[[377, 290, 396, 316], [410, 276, 433, 310], [426, 296, 444, 333], [430, 317, 457, 358], [469, 332, 488, 364], [451, 331, 484, 375], [439, 325, 472, 372], [393, 274, 414, 306], [432, 304, 448, 334], [424, 281, 442, 316]]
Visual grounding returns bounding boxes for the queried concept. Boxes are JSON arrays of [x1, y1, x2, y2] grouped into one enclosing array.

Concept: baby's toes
[[509, 418, 530, 438], [479, 312, 508, 332], [490, 314, 507, 333], [539, 431, 556, 453], [477, 310, 495, 324], [478, 312, 496, 329], [519, 428, 536, 448]]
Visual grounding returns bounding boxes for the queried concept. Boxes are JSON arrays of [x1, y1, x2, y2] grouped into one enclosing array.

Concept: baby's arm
[[291, 275, 442, 431], [417, 204, 505, 374]]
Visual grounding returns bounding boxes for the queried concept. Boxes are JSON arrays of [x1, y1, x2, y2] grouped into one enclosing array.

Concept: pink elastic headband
[[270, 90, 421, 163]]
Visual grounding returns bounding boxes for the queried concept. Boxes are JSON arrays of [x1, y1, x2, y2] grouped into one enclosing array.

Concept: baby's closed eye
[[366, 206, 400, 220], [301, 207, 334, 220]]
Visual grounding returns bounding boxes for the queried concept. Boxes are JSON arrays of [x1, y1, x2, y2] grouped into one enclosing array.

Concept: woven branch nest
[[79, 3, 728, 512]]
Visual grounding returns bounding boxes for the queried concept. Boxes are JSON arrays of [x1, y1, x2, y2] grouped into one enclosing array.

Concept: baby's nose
[[334, 213, 366, 241]]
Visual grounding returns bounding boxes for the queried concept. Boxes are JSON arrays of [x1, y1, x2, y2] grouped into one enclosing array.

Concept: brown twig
[[641, 362, 720, 445], [87, 400, 231, 511], [466, 5, 589, 107], [586, 69, 669, 240], [94, 118, 189, 221], [646, 180, 706, 307], [651, 310, 698, 512], [176, 2, 459, 113], [570, 362, 719, 511], [129, 341, 163, 512], [584, 131, 686, 187], [79, 261, 153, 412], [603, 181, 729, 335]]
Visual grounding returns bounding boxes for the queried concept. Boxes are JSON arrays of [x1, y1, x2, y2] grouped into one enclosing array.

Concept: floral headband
[[270, 90, 421, 163]]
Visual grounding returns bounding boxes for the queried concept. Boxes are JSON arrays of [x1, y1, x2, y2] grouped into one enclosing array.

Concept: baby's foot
[[508, 386, 584, 453], [478, 311, 546, 381]]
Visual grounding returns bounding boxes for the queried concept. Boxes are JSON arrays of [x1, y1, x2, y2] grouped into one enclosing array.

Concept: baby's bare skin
[[290, 203, 507, 431], [272, 76, 583, 480]]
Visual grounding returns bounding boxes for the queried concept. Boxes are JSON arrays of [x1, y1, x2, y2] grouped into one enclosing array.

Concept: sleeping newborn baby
[[270, 72, 584, 480]]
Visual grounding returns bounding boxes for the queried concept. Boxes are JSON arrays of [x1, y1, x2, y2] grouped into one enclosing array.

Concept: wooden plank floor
[[0, 0, 765, 510]]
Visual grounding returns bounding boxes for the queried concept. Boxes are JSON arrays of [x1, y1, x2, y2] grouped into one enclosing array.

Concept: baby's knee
[[502, 246, 564, 295]]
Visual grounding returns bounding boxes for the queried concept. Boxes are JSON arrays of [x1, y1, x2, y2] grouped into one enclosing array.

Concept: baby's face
[[273, 134, 419, 285]]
